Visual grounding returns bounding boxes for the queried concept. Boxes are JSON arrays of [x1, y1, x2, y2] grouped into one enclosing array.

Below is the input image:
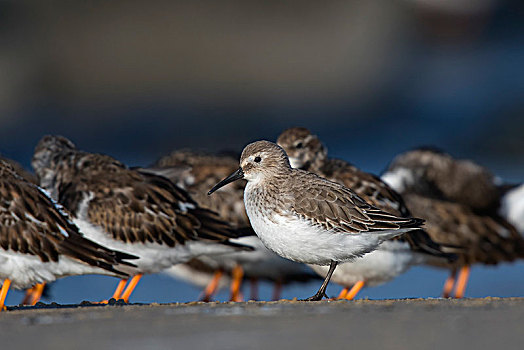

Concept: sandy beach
[[1, 298, 522, 350]]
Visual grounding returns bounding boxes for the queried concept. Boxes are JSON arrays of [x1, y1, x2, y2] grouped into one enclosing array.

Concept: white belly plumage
[[74, 218, 241, 275], [245, 208, 397, 265], [0, 249, 115, 289]]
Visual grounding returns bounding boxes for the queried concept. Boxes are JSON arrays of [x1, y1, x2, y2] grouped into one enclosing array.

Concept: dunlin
[[0, 160, 136, 310], [277, 128, 456, 299], [209, 140, 424, 301], [382, 148, 524, 298], [31, 136, 252, 303], [147, 149, 318, 301]]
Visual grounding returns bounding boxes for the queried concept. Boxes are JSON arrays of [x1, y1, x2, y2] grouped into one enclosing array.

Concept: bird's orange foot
[[120, 275, 142, 303], [200, 270, 223, 302], [454, 265, 470, 299], [229, 265, 244, 302], [343, 281, 365, 301]]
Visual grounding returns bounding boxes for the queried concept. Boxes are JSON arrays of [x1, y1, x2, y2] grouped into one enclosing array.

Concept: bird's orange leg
[[97, 279, 128, 304], [28, 283, 46, 306], [343, 281, 365, 300], [0, 279, 11, 311], [337, 287, 349, 299], [249, 278, 259, 301], [201, 270, 223, 302], [120, 275, 143, 303], [112, 279, 128, 300], [453, 265, 470, 299], [22, 286, 36, 305], [272, 279, 283, 301], [230, 265, 244, 302], [442, 269, 457, 298]]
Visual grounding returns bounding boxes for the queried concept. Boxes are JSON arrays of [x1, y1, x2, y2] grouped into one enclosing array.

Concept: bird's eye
[[254, 156, 261, 163], [295, 142, 303, 149]]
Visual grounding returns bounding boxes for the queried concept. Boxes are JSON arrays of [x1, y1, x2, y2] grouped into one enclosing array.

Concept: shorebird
[[0, 159, 137, 310], [31, 136, 252, 303], [382, 148, 524, 298], [277, 127, 456, 299], [145, 150, 318, 301], [208, 140, 425, 301], [0, 155, 47, 304]]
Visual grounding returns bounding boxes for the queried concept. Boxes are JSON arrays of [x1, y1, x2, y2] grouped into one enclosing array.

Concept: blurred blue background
[[1, 0, 523, 304]]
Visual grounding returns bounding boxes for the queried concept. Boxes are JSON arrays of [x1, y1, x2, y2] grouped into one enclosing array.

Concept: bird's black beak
[[208, 168, 244, 195]]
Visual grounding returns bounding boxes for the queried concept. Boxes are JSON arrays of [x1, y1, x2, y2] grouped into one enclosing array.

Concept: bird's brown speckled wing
[[404, 193, 524, 265], [285, 171, 423, 234], [0, 155, 38, 184], [83, 169, 243, 247], [320, 159, 456, 258], [320, 158, 410, 217], [386, 148, 501, 213], [0, 161, 135, 274], [147, 150, 249, 226], [33, 139, 246, 248]]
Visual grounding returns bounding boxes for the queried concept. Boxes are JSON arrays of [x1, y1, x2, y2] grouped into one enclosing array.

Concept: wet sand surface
[[1, 298, 523, 350]]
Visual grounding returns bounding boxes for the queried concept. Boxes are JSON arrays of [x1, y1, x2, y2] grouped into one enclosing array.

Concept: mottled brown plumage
[[149, 150, 248, 226], [210, 140, 425, 300], [0, 155, 38, 184], [148, 150, 319, 297], [280, 170, 423, 234], [31, 137, 242, 248], [404, 194, 524, 265], [0, 160, 136, 277], [237, 140, 423, 233], [384, 149, 524, 266], [385, 148, 501, 214], [277, 127, 452, 258]]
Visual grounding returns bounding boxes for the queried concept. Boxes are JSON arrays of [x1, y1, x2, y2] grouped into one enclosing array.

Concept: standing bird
[[0, 155, 47, 304], [208, 140, 424, 301], [31, 136, 252, 303], [277, 127, 456, 299], [145, 150, 318, 301], [0, 160, 137, 310], [382, 148, 524, 298]]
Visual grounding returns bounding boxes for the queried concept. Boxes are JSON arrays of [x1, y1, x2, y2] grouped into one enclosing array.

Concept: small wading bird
[[208, 140, 424, 301], [382, 148, 524, 298], [145, 150, 318, 301], [0, 155, 47, 305], [276, 128, 457, 299], [0, 160, 137, 311], [31, 136, 253, 303]]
